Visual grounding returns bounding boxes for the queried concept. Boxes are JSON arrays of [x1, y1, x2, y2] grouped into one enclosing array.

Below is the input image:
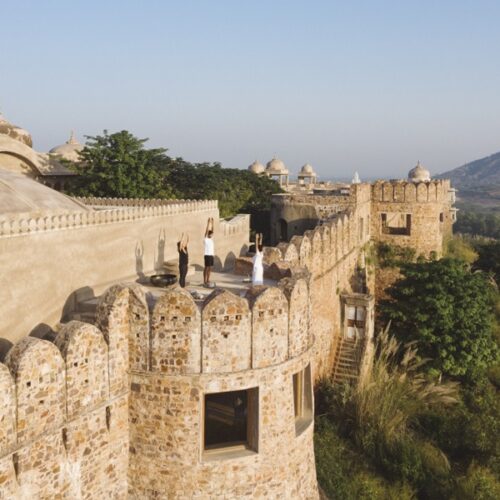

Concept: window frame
[[202, 387, 259, 460], [292, 364, 313, 436]]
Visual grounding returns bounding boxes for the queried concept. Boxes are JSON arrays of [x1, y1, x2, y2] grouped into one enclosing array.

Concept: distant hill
[[437, 151, 500, 188], [437, 151, 500, 212]]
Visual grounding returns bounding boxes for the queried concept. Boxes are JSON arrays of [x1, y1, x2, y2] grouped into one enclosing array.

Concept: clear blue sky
[[2, 0, 500, 179]]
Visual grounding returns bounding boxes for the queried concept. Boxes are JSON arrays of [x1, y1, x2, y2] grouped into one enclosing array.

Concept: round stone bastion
[[95, 281, 319, 499]]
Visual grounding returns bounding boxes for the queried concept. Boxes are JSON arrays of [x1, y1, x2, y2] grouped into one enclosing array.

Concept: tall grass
[[319, 326, 459, 495]]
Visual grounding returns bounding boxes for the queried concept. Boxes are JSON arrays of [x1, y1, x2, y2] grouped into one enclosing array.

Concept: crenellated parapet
[[92, 277, 312, 377], [0, 199, 218, 238], [371, 179, 452, 203], [274, 208, 368, 279], [74, 196, 218, 209], [0, 314, 131, 496], [219, 213, 250, 236], [371, 179, 454, 257], [0, 320, 128, 460]]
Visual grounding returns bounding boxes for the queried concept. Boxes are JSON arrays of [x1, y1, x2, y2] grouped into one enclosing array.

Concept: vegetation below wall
[[455, 210, 500, 239], [66, 130, 283, 237], [316, 239, 500, 499]]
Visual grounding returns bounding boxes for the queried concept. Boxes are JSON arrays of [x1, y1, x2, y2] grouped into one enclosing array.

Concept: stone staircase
[[332, 336, 364, 385]]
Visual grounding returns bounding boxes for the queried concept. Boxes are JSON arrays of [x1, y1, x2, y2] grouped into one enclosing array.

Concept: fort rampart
[[371, 179, 454, 257], [0, 198, 249, 344], [0, 198, 376, 498]]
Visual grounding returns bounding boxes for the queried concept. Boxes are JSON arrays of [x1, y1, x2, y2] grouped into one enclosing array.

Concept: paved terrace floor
[[73, 269, 277, 321], [143, 269, 277, 306]]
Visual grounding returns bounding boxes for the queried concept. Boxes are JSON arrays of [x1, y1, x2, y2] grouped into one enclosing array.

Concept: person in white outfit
[[203, 218, 215, 286], [252, 233, 264, 286]]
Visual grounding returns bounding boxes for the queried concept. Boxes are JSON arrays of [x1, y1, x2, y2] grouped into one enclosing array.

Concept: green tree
[[67, 130, 174, 199], [380, 259, 498, 379], [472, 239, 500, 284], [165, 159, 282, 218]]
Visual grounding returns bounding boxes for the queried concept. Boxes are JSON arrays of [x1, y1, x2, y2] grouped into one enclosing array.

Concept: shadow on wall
[[0, 338, 13, 362], [154, 229, 166, 272], [274, 218, 318, 244], [220, 244, 249, 272], [60, 286, 96, 323], [135, 241, 145, 280], [29, 323, 57, 342]]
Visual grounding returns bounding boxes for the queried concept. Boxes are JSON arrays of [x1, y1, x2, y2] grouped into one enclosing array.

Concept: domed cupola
[[248, 160, 265, 174], [298, 163, 317, 185], [0, 114, 33, 148], [408, 161, 431, 183], [49, 131, 84, 162], [300, 163, 314, 175], [266, 157, 289, 174]]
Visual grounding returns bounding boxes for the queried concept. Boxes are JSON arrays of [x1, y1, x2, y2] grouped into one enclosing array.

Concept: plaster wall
[[0, 201, 249, 343]]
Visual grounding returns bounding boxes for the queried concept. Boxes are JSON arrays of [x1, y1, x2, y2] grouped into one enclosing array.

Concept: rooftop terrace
[[72, 268, 277, 323]]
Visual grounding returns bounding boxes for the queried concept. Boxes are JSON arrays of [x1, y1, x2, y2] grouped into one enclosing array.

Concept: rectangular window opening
[[346, 305, 367, 339], [203, 388, 259, 457], [381, 213, 411, 236], [292, 364, 313, 436]]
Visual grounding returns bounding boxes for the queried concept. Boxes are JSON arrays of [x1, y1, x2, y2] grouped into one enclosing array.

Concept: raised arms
[[255, 233, 263, 252], [205, 217, 214, 237]]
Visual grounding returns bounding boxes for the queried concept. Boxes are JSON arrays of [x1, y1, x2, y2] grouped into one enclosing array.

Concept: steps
[[332, 337, 364, 385]]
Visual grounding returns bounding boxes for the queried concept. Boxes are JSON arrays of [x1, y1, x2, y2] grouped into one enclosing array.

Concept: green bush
[[380, 259, 498, 380], [446, 236, 478, 264], [455, 464, 500, 500], [314, 417, 416, 500], [375, 242, 417, 268]]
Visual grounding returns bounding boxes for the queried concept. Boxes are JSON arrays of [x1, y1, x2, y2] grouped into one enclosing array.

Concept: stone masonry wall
[[371, 180, 454, 258], [0, 177, 453, 499], [0, 317, 130, 499], [129, 353, 317, 499]]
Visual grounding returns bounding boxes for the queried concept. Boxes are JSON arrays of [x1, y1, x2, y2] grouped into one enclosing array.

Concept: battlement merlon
[[371, 179, 453, 204]]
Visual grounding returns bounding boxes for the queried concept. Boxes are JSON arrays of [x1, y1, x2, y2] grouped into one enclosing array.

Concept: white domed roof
[[0, 114, 33, 148], [408, 161, 431, 183], [248, 160, 265, 174], [266, 157, 289, 174], [0, 168, 88, 216], [299, 163, 315, 175], [49, 131, 84, 162]]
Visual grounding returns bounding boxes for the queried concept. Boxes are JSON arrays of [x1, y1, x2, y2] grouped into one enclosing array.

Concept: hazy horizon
[[2, 0, 500, 179]]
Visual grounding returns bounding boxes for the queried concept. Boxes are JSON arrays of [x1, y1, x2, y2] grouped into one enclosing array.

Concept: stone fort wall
[[271, 186, 373, 378], [371, 179, 454, 258], [0, 322, 129, 499], [0, 194, 376, 498]]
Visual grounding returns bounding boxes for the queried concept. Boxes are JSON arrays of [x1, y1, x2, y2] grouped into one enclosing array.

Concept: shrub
[[455, 464, 500, 500], [314, 417, 416, 500], [380, 259, 498, 380], [318, 329, 457, 496]]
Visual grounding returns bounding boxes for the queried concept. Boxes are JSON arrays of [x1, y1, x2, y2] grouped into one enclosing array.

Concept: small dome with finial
[[352, 171, 361, 184], [49, 131, 84, 162], [248, 160, 265, 174], [266, 157, 289, 174], [408, 161, 431, 183], [299, 163, 315, 175]]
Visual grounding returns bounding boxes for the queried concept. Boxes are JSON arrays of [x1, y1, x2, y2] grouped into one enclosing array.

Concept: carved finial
[[67, 130, 77, 144]]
